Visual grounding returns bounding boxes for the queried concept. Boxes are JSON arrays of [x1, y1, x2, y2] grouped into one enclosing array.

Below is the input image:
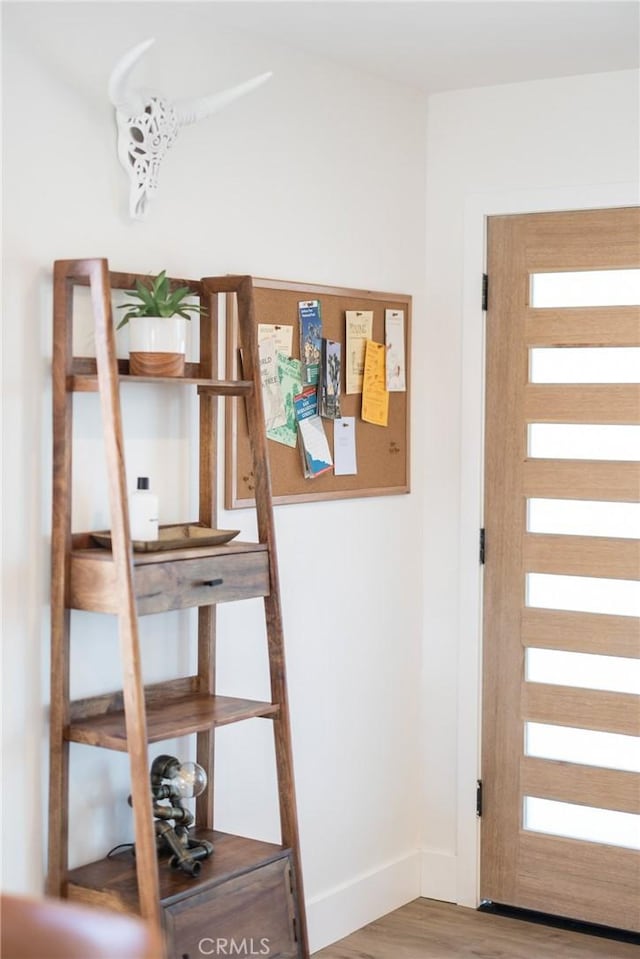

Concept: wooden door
[[481, 208, 640, 931]]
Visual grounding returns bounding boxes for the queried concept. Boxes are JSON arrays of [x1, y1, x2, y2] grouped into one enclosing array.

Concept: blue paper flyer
[[293, 385, 319, 422], [294, 386, 333, 478], [298, 299, 322, 386]]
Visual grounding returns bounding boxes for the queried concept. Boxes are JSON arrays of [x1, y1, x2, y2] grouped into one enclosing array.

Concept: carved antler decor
[[108, 38, 272, 219]]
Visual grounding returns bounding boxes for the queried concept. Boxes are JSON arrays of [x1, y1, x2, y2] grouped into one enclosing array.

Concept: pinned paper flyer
[[345, 310, 373, 394], [319, 338, 342, 419], [258, 335, 287, 431], [385, 309, 406, 391], [361, 340, 389, 427], [333, 417, 357, 475], [258, 323, 293, 359], [294, 386, 333, 478], [267, 355, 303, 448], [299, 300, 322, 385]]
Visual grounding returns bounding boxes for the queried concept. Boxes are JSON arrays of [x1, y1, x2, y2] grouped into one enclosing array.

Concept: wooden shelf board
[[70, 374, 253, 395], [67, 830, 289, 914], [197, 381, 253, 396], [67, 695, 279, 750]]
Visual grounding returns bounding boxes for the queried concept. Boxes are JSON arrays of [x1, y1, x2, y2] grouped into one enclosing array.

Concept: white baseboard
[[306, 851, 421, 954], [420, 849, 457, 903]]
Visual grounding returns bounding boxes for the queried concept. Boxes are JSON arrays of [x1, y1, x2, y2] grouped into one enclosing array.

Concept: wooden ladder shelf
[[48, 259, 309, 958]]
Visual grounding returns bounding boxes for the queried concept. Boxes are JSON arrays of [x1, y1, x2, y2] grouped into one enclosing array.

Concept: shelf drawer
[[69, 548, 270, 614], [135, 552, 270, 613]]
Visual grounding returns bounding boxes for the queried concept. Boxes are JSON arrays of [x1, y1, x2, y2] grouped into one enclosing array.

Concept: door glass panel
[[527, 499, 640, 539], [528, 424, 640, 461], [530, 347, 640, 384], [527, 573, 640, 617], [530, 269, 640, 307], [523, 797, 640, 850], [526, 649, 640, 695], [526, 722, 640, 772]]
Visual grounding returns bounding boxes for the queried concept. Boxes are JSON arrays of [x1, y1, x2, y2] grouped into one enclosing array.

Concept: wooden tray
[[91, 524, 241, 553]]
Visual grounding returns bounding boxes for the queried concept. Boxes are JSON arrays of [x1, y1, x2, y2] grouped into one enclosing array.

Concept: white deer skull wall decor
[[108, 38, 272, 220]]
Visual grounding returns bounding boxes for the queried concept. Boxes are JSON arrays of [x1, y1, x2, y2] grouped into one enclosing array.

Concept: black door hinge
[[479, 528, 486, 565], [476, 780, 483, 817], [482, 273, 489, 311]]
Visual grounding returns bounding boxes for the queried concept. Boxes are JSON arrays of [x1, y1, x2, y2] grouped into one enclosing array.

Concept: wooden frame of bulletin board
[[225, 277, 411, 508]]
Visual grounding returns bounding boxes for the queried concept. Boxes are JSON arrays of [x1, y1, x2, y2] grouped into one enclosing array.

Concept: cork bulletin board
[[225, 277, 411, 508]]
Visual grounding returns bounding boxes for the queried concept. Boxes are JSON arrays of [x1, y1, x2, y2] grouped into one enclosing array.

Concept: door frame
[[456, 181, 639, 908]]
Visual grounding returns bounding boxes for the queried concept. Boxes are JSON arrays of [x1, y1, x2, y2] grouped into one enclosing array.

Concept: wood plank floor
[[313, 899, 640, 958]]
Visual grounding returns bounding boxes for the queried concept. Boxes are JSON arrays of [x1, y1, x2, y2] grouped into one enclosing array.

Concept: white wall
[[421, 68, 640, 904], [1, 3, 427, 951]]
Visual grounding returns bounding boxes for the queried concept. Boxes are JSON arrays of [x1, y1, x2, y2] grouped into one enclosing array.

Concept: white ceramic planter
[[128, 315, 187, 377]]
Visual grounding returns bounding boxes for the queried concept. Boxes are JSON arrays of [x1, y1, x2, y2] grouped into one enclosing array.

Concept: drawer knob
[[200, 578, 223, 588]]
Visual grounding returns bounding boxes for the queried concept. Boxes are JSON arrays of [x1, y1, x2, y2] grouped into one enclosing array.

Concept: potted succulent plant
[[117, 270, 204, 376]]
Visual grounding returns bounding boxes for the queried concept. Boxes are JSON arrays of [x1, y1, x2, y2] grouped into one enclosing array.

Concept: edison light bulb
[[174, 760, 208, 799]]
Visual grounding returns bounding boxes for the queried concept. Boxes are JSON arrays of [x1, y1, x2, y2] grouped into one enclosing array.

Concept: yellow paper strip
[[361, 340, 389, 427]]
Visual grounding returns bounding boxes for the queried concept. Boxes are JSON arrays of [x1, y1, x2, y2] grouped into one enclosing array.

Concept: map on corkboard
[[225, 277, 411, 508]]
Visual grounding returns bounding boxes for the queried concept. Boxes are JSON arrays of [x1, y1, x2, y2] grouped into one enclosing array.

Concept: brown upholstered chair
[[1, 892, 162, 959]]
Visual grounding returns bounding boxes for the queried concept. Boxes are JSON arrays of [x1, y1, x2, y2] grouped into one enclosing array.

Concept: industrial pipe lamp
[[130, 754, 214, 877]]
